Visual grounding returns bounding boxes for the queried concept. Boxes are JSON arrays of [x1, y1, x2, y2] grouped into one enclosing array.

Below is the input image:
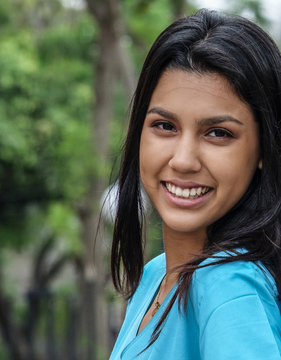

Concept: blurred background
[[0, 0, 280, 359]]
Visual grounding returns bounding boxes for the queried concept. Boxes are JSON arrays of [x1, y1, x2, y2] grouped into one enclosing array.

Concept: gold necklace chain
[[151, 275, 166, 317]]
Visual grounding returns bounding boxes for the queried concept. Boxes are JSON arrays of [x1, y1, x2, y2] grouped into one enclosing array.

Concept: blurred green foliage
[[0, 1, 96, 250], [0, 0, 271, 357], [0, 0, 180, 254], [0, 0, 269, 255]]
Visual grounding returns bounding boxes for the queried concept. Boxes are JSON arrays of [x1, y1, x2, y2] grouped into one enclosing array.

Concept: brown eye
[[153, 121, 177, 132], [207, 128, 233, 138]]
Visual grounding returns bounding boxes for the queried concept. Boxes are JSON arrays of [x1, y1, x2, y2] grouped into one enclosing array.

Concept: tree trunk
[[77, 0, 135, 358], [0, 279, 29, 359]]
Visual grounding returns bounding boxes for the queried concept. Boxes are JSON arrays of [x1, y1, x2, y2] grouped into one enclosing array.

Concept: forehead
[[147, 69, 254, 124], [151, 70, 235, 102]]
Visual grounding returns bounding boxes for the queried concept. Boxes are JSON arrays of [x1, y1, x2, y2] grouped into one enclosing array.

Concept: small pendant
[[151, 301, 161, 317]]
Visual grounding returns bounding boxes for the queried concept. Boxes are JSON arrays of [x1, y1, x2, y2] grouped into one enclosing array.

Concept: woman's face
[[139, 69, 260, 240]]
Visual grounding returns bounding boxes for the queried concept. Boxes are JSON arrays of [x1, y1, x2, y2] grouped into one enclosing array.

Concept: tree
[[0, 0, 269, 358]]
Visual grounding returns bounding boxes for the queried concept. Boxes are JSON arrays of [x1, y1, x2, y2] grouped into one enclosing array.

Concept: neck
[[162, 224, 206, 274]]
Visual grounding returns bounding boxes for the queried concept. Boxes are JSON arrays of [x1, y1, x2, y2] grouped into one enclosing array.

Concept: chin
[[163, 220, 207, 235]]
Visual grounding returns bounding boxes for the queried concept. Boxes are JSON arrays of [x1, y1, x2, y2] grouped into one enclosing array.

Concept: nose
[[168, 136, 202, 173]]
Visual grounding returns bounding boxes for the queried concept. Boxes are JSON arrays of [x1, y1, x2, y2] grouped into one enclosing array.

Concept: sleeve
[[191, 260, 281, 360]]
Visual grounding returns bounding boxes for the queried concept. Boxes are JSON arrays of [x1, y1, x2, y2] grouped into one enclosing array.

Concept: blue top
[[110, 252, 281, 359]]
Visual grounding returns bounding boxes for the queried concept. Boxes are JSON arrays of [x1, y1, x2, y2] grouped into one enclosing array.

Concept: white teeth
[[165, 183, 210, 199], [182, 188, 190, 197], [190, 188, 196, 196], [175, 187, 182, 196]]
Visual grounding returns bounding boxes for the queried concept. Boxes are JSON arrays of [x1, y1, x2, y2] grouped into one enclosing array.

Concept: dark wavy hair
[[111, 8, 281, 345]]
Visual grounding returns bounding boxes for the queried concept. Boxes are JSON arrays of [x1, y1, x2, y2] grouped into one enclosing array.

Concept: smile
[[164, 182, 211, 199]]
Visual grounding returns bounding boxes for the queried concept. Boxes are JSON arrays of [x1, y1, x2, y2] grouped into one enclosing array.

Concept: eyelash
[[151, 121, 234, 139], [152, 121, 176, 132], [206, 128, 234, 138]]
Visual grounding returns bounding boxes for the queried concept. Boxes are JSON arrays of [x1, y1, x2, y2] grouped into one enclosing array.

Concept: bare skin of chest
[[138, 277, 176, 334]]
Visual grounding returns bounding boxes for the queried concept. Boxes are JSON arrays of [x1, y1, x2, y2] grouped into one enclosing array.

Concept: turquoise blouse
[[110, 252, 281, 359]]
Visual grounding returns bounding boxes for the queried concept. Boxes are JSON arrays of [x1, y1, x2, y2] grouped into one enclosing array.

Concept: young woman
[[110, 9, 281, 359]]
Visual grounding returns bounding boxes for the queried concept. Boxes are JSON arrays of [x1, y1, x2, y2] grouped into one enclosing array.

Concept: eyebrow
[[147, 107, 178, 121], [147, 106, 244, 126], [197, 116, 244, 126]]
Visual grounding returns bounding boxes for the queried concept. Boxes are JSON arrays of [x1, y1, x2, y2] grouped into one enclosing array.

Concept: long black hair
[[111, 8, 281, 344]]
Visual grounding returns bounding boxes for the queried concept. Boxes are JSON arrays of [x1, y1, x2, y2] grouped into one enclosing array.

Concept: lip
[[162, 179, 211, 189], [161, 182, 213, 208]]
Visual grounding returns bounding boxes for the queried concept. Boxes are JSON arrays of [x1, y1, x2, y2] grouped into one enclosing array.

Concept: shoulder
[[129, 253, 165, 301], [190, 250, 279, 319], [189, 251, 281, 359], [193, 250, 277, 299], [143, 252, 166, 279]]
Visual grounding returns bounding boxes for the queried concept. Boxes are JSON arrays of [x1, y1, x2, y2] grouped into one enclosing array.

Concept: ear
[[258, 159, 263, 170]]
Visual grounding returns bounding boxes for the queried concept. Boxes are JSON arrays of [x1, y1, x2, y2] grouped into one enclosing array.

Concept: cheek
[[139, 139, 154, 184], [139, 134, 165, 178], [139, 159, 147, 184], [139, 153, 157, 183], [212, 147, 259, 196], [139, 139, 148, 174]]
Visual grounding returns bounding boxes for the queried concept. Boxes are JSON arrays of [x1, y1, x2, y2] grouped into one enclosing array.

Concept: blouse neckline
[[121, 269, 177, 357]]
